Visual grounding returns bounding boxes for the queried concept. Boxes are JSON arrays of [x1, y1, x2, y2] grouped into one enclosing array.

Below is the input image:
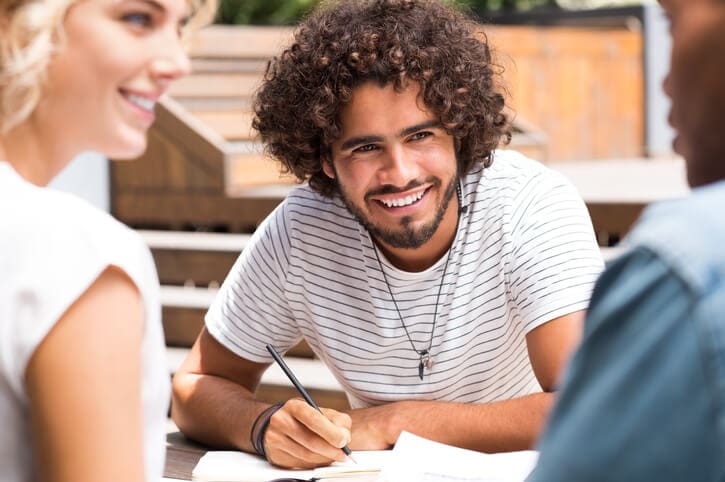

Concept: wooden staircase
[[112, 25, 549, 234]]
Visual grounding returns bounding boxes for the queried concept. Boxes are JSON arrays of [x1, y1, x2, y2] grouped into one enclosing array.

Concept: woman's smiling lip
[[119, 88, 160, 125]]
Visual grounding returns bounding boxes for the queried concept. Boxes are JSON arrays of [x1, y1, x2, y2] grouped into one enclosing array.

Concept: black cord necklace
[[372, 240, 454, 380], [371, 184, 463, 381]]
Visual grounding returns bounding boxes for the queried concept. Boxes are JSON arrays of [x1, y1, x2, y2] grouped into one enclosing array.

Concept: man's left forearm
[[347, 391, 555, 452]]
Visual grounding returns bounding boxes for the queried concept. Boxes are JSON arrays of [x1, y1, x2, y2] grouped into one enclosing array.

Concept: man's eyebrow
[[340, 120, 441, 151], [339, 120, 442, 151], [399, 120, 442, 138]]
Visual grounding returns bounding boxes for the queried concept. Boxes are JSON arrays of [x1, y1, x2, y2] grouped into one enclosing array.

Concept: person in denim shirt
[[528, 0, 725, 480]]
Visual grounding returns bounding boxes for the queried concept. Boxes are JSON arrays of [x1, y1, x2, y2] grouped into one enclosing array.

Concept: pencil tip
[[347, 453, 358, 464]]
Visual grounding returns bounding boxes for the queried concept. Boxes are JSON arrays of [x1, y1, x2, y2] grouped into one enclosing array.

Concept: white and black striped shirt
[[206, 150, 604, 408]]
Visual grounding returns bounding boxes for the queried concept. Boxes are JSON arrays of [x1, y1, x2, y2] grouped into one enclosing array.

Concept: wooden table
[[163, 432, 207, 481]]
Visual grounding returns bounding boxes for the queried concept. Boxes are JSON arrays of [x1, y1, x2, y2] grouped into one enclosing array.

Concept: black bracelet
[[249, 402, 284, 460]]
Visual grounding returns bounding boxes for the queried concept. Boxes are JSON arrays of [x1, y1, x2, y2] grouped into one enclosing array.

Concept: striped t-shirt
[[206, 150, 604, 408]]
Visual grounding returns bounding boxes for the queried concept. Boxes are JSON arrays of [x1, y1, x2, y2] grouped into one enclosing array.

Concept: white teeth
[[125, 92, 155, 112], [380, 190, 425, 208]]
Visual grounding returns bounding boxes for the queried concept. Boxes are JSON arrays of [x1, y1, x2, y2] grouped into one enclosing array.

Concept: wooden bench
[[548, 158, 689, 244]]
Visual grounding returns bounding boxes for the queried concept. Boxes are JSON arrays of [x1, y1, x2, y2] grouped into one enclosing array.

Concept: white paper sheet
[[192, 432, 538, 482], [192, 449, 389, 481], [380, 432, 539, 482]]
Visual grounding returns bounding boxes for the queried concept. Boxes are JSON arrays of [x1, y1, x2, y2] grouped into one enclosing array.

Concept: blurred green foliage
[[215, 0, 559, 25], [461, 0, 557, 10], [215, 0, 318, 25]]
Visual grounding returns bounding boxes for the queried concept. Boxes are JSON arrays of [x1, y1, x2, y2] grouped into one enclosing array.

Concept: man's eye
[[410, 131, 431, 141], [354, 144, 377, 153], [123, 12, 153, 28]]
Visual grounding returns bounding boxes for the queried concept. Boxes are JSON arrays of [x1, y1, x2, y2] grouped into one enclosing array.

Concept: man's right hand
[[263, 398, 352, 469], [172, 330, 352, 469]]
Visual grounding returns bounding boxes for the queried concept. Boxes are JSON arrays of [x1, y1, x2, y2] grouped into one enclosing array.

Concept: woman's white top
[[0, 161, 169, 482]]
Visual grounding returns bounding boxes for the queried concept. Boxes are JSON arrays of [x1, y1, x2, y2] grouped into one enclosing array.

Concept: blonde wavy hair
[[0, 0, 216, 135]]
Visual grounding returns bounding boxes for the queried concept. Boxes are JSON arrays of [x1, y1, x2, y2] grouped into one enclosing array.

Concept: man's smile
[[371, 186, 430, 209]]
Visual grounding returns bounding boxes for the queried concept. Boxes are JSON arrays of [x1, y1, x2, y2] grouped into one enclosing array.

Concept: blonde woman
[[0, 1, 214, 481]]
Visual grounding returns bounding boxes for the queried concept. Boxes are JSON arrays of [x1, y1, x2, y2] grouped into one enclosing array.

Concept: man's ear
[[321, 156, 336, 179]]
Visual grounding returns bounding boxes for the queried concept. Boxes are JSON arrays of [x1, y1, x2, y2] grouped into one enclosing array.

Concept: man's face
[[325, 81, 458, 251], [660, 0, 725, 187]]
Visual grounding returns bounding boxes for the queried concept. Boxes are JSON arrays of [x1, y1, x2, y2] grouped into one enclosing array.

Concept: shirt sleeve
[[205, 204, 301, 362], [507, 171, 604, 333], [528, 247, 721, 482]]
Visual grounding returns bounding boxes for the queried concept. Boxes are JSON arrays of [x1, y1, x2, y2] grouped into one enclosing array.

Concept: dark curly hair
[[252, 0, 511, 198]]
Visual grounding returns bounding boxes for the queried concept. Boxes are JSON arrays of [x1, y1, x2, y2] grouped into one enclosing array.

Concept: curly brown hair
[[252, 0, 510, 198]]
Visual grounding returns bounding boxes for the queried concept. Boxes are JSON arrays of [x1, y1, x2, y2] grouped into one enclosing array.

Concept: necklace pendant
[[418, 350, 431, 380]]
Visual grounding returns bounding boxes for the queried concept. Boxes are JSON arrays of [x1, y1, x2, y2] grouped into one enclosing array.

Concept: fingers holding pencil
[[263, 398, 352, 469], [265, 344, 357, 467]]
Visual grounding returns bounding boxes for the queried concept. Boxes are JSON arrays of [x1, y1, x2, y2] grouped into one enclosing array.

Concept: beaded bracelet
[[249, 402, 284, 460]]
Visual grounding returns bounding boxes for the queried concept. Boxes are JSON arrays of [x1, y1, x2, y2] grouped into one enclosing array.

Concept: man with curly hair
[[173, 0, 603, 469]]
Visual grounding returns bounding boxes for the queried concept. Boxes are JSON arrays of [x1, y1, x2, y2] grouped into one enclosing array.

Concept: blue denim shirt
[[528, 179, 725, 482]]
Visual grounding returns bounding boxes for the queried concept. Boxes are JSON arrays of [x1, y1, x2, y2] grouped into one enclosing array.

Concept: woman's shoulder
[[9, 184, 141, 251], [2, 180, 153, 296]]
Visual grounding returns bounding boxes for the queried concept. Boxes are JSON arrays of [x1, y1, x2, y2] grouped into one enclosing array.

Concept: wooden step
[[140, 230, 249, 287], [169, 72, 263, 99], [167, 346, 338, 390], [159, 286, 315, 359], [188, 25, 294, 59], [140, 229, 251, 252], [167, 346, 348, 410]]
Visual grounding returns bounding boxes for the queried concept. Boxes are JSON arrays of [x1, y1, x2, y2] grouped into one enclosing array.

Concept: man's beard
[[337, 174, 458, 249]]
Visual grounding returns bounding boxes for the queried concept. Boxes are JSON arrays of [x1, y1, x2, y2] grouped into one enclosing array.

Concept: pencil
[[266, 344, 357, 464]]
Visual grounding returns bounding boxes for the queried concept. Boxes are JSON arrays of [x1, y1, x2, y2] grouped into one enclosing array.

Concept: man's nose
[[379, 145, 419, 187]]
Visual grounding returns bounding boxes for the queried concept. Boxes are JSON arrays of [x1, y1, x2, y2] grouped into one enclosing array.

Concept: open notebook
[[192, 448, 387, 481], [192, 431, 538, 482]]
